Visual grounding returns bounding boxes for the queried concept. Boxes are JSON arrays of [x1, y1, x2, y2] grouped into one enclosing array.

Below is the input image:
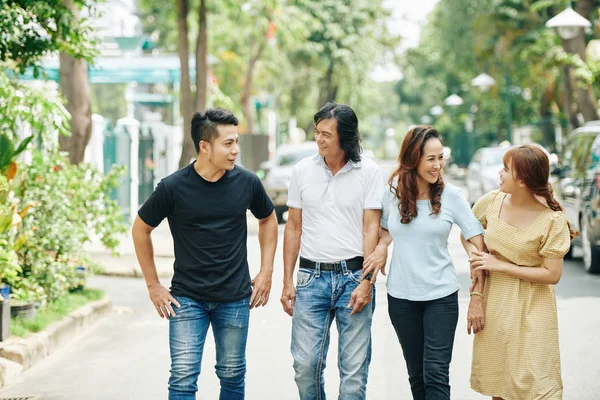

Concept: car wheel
[[581, 220, 600, 274], [275, 206, 287, 225]]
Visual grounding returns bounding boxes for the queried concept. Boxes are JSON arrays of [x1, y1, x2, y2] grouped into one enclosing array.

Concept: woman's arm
[[362, 227, 393, 281], [470, 252, 563, 285]]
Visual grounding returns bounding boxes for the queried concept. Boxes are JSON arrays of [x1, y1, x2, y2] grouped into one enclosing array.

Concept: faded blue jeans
[[168, 295, 250, 400], [291, 261, 375, 400]]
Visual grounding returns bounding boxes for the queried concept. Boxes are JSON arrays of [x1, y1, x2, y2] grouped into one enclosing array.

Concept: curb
[[0, 297, 112, 388]]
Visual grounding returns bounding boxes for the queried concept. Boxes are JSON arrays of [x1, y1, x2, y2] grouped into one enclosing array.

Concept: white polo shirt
[[287, 154, 383, 262]]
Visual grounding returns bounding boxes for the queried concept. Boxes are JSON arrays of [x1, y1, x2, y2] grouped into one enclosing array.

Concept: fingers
[[280, 295, 295, 316], [467, 318, 472, 335], [168, 293, 181, 309], [165, 302, 177, 318], [381, 265, 386, 276]]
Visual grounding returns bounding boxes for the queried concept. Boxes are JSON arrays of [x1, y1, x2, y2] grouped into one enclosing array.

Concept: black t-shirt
[[138, 162, 274, 302]]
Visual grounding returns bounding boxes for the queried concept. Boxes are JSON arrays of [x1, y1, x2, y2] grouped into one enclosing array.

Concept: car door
[[559, 133, 597, 230], [581, 135, 600, 242]]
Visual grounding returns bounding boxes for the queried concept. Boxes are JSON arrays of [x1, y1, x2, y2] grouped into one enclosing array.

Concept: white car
[[466, 146, 511, 205]]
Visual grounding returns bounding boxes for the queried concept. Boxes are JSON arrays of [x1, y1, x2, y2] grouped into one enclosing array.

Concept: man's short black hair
[[191, 108, 239, 152]]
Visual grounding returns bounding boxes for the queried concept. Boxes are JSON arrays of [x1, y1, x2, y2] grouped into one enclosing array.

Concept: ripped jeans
[[168, 295, 250, 400]]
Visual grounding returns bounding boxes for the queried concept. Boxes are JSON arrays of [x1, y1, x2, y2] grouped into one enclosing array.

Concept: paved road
[[1, 224, 599, 399]]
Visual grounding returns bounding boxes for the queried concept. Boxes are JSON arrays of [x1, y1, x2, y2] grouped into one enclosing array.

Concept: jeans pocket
[[347, 269, 363, 285], [296, 268, 316, 288]]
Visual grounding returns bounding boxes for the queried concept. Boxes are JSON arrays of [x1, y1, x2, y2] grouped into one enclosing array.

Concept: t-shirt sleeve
[[137, 179, 173, 227], [450, 187, 484, 240], [364, 164, 384, 210], [539, 213, 571, 258], [471, 190, 499, 229], [286, 166, 302, 209], [380, 185, 393, 230], [250, 174, 275, 219]]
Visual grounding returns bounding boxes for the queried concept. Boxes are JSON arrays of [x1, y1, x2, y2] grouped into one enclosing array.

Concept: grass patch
[[10, 288, 105, 338]]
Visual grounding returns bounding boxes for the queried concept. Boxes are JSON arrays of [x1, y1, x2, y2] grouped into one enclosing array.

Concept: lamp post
[[546, 7, 598, 123], [545, 7, 591, 41]]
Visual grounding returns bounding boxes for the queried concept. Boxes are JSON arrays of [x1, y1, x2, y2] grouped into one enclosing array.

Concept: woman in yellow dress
[[464, 145, 577, 400]]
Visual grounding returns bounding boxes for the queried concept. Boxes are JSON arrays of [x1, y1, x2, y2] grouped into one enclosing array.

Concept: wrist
[[146, 280, 160, 289]]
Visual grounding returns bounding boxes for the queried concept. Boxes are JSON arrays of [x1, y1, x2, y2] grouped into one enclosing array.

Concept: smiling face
[[200, 124, 240, 171], [314, 118, 344, 160], [499, 157, 522, 193], [416, 138, 444, 185]]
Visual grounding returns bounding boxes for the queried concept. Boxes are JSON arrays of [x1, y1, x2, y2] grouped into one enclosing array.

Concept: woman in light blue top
[[363, 126, 485, 400]]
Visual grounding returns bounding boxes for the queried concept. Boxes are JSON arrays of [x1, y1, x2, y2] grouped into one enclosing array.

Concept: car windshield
[[482, 148, 509, 167], [277, 147, 317, 166]]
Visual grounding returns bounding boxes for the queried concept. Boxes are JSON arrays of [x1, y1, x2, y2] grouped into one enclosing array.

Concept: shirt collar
[[313, 153, 362, 171]]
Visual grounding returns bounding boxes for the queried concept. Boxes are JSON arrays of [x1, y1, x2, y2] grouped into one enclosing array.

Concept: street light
[[430, 105, 444, 117], [471, 73, 496, 92], [444, 94, 464, 107], [546, 7, 591, 40]]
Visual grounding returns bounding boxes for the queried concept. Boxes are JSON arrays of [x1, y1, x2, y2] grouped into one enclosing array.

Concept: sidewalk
[[84, 211, 261, 277]]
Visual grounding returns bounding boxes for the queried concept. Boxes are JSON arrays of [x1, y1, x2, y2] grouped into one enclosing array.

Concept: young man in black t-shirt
[[132, 108, 277, 400]]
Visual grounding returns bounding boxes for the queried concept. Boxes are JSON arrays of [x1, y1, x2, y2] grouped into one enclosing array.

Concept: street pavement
[[0, 219, 599, 399]]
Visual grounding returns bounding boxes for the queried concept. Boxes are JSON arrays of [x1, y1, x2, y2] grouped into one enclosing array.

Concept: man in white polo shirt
[[280, 102, 383, 400]]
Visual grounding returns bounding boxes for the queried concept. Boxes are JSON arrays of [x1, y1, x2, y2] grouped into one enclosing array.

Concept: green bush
[[14, 152, 125, 303]]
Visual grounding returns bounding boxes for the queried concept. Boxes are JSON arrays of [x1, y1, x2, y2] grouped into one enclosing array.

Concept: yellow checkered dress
[[470, 190, 570, 400]]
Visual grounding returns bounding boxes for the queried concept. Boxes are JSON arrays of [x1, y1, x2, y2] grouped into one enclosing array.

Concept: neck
[[416, 175, 431, 199], [324, 153, 346, 174], [508, 189, 538, 208], [194, 156, 226, 182]]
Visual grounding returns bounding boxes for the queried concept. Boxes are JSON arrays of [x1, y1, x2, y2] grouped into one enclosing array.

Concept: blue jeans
[[291, 261, 375, 400], [168, 295, 250, 400], [387, 291, 459, 400]]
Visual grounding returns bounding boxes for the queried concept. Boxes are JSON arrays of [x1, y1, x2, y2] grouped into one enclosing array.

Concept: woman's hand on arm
[[362, 227, 393, 281], [470, 252, 563, 285]]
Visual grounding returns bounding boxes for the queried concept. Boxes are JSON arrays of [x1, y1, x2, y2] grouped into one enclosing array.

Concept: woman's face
[[417, 138, 444, 185], [499, 159, 520, 193]]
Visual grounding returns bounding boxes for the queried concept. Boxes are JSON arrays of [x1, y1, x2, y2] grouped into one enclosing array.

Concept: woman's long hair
[[504, 145, 579, 239], [389, 126, 445, 224]]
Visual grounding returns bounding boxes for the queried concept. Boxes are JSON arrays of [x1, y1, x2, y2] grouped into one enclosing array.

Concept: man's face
[[202, 124, 240, 171], [314, 118, 343, 160]]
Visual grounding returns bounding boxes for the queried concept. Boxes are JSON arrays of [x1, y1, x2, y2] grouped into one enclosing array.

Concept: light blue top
[[381, 182, 484, 301]]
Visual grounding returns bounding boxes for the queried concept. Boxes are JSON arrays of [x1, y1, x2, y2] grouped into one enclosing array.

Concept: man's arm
[[250, 210, 278, 309], [348, 209, 381, 316], [132, 216, 180, 318], [281, 207, 302, 316]]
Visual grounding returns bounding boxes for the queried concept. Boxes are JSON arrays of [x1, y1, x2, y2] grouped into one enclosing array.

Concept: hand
[[148, 282, 180, 319], [280, 282, 296, 317], [470, 251, 505, 274], [348, 280, 372, 316], [469, 252, 489, 279], [250, 270, 272, 309], [362, 246, 387, 282], [467, 296, 485, 335]]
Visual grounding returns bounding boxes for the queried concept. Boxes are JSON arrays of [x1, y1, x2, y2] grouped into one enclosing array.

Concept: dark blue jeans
[[168, 295, 250, 400], [388, 291, 459, 400]]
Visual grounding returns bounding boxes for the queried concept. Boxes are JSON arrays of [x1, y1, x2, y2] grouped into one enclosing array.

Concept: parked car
[[552, 122, 600, 273], [261, 142, 319, 223], [466, 146, 512, 205]]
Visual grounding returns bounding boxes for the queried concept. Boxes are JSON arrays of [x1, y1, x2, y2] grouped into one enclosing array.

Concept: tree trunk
[[177, 0, 196, 168], [562, 66, 582, 130], [319, 60, 337, 108], [58, 0, 92, 165], [240, 39, 267, 135], [195, 0, 207, 113], [539, 85, 556, 151]]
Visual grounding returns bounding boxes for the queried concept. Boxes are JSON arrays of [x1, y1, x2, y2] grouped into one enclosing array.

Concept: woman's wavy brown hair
[[389, 125, 445, 224], [504, 145, 579, 239]]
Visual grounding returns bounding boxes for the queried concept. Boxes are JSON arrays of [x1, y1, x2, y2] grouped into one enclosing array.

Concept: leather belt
[[299, 256, 364, 272]]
